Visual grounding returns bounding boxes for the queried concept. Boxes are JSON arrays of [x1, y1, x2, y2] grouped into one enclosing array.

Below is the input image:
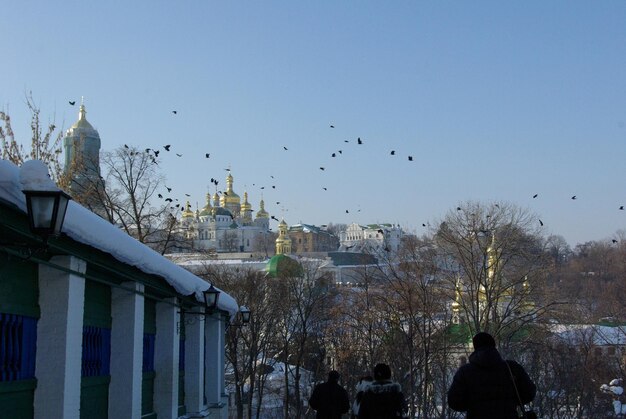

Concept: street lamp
[[23, 189, 71, 241], [228, 306, 251, 328], [177, 284, 222, 333], [203, 283, 220, 311], [239, 306, 251, 324]]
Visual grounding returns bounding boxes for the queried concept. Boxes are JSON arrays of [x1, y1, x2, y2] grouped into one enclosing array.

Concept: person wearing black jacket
[[358, 363, 407, 419], [447, 332, 536, 419], [309, 370, 350, 419]]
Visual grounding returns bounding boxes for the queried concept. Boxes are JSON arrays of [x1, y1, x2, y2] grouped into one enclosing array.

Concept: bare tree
[[1, 93, 68, 184], [94, 145, 187, 254], [222, 230, 240, 253], [433, 201, 552, 342], [201, 265, 279, 419], [252, 230, 277, 258], [268, 258, 332, 419]]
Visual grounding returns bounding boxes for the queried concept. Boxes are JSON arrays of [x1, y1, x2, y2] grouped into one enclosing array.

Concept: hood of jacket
[[468, 347, 504, 369]]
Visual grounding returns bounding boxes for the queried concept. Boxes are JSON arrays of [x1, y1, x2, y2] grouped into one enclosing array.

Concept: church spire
[[275, 219, 292, 255]]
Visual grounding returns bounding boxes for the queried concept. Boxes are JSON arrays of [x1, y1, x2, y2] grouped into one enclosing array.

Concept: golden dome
[[199, 192, 212, 216], [256, 199, 269, 219], [182, 201, 194, 218], [220, 171, 241, 207], [241, 191, 252, 212]]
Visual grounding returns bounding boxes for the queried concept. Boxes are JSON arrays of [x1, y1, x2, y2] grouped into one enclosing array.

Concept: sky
[[2, 1, 626, 247]]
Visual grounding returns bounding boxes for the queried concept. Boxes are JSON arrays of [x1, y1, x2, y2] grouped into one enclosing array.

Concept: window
[[0, 313, 37, 381], [82, 326, 111, 377]]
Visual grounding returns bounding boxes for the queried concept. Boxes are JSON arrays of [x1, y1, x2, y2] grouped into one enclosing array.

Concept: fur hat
[[472, 332, 496, 350]]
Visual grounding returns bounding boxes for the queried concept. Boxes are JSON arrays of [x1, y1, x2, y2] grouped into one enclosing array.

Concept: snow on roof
[[0, 160, 238, 316], [549, 324, 626, 346]]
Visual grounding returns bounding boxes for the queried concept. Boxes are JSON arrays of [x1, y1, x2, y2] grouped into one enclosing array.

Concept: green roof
[[265, 254, 303, 278]]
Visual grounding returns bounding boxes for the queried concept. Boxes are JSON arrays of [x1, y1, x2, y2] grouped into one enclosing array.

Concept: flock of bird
[[68, 100, 624, 240]]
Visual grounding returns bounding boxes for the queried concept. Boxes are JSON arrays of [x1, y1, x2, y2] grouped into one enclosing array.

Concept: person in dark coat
[[309, 370, 350, 419], [358, 363, 407, 419], [447, 332, 537, 419], [351, 375, 373, 419]]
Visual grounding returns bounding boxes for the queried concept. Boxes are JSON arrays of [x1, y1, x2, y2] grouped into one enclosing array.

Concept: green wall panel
[[0, 254, 39, 318]]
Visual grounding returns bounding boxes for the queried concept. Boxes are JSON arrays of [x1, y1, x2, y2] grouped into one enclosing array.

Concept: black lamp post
[[239, 306, 251, 324], [23, 189, 71, 240], [203, 284, 220, 311]]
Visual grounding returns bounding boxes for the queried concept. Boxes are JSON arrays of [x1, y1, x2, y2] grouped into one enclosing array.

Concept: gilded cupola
[[241, 191, 252, 213], [182, 201, 195, 219], [199, 192, 212, 216], [256, 198, 269, 219], [275, 219, 292, 255]]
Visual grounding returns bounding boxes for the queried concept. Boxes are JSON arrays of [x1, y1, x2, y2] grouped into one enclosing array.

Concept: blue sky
[[2, 1, 625, 246]]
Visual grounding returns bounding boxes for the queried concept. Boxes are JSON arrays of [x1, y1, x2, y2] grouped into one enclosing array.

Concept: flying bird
[[283, 146, 288, 150], [271, 215, 279, 221], [408, 156, 413, 161], [164, 145, 171, 151], [154, 150, 160, 157], [571, 195, 577, 200], [176, 153, 182, 157], [323, 187, 327, 191], [613, 239, 618, 243], [533, 194, 538, 198], [320, 167, 325, 171], [330, 124, 335, 128], [331, 153, 336, 157], [620, 206, 624, 210], [69, 101, 76, 106], [357, 137, 363, 145], [172, 110, 177, 114], [390, 150, 395, 155], [457, 207, 462, 211], [345, 210, 349, 213], [205, 153, 210, 158], [539, 219, 544, 226], [158, 194, 163, 199], [166, 186, 172, 192]]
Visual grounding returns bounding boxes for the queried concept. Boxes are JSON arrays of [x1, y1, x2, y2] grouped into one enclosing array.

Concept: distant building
[[177, 171, 272, 253], [339, 222, 405, 254], [62, 100, 106, 215], [288, 223, 339, 254]]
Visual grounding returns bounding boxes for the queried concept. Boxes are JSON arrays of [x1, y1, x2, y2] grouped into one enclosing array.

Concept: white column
[[204, 313, 224, 410], [154, 298, 180, 418], [34, 256, 86, 419], [109, 282, 144, 419], [184, 312, 207, 417]]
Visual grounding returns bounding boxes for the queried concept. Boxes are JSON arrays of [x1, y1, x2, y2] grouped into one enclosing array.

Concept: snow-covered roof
[[0, 160, 238, 317], [549, 324, 626, 346]]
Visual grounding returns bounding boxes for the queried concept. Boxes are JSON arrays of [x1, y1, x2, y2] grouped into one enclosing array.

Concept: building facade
[[339, 222, 405, 254], [0, 160, 239, 419], [177, 172, 272, 254], [288, 224, 339, 254]]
